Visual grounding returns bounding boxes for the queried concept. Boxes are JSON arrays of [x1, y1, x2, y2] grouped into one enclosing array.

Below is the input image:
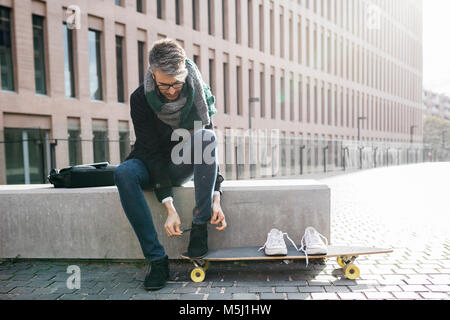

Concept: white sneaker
[[258, 228, 299, 256], [299, 227, 328, 265]]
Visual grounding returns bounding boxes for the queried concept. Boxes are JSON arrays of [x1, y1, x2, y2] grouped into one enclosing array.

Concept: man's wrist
[[213, 191, 221, 203], [162, 197, 175, 212]]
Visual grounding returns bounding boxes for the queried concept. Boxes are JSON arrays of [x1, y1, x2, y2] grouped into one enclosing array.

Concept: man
[[114, 39, 227, 291]]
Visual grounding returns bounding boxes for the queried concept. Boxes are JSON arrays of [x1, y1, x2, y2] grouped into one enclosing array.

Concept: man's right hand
[[164, 207, 183, 237]]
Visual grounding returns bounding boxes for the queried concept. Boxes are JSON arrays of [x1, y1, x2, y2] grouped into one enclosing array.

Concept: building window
[[248, 0, 253, 48], [68, 129, 82, 166], [270, 7, 274, 55], [280, 76, 285, 120], [0, 6, 14, 91], [279, 9, 284, 58], [235, 0, 241, 44], [138, 41, 146, 85], [236, 65, 242, 115], [88, 29, 103, 101], [208, 0, 214, 35], [157, 0, 164, 19], [116, 35, 125, 103], [208, 58, 215, 95], [136, 0, 144, 13], [223, 62, 229, 114], [290, 78, 294, 121], [119, 122, 131, 163], [63, 23, 76, 98], [298, 79, 303, 122], [4, 128, 50, 184], [259, 4, 264, 52], [92, 121, 109, 163], [115, 0, 123, 6], [271, 74, 275, 119], [192, 0, 199, 31], [175, 0, 182, 25], [222, 0, 228, 40], [33, 15, 47, 95], [260, 70, 265, 118]]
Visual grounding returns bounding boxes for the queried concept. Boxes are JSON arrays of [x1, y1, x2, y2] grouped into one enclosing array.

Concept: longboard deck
[[181, 246, 393, 261]]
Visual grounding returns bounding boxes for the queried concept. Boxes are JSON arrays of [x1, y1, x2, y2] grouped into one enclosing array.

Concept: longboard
[[181, 246, 393, 282]]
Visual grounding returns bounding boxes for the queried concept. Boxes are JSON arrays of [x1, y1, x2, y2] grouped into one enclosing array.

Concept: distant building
[[423, 90, 450, 122]]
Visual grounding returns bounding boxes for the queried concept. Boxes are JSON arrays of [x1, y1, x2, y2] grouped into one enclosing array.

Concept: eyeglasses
[[153, 76, 184, 91]]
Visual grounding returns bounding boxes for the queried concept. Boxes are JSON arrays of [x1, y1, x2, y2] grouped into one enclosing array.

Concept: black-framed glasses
[[153, 75, 184, 91]]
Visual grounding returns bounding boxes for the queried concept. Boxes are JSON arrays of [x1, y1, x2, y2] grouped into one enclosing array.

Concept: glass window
[[208, 0, 214, 35], [175, 0, 182, 25], [116, 35, 125, 103], [136, 0, 143, 12], [63, 23, 76, 98], [138, 41, 145, 85], [157, 0, 163, 19], [68, 129, 82, 166], [4, 128, 50, 184], [32, 15, 47, 95], [93, 130, 109, 163], [0, 6, 14, 91], [88, 29, 103, 101], [119, 131, 131, 163], [192, 0, 198, 30]]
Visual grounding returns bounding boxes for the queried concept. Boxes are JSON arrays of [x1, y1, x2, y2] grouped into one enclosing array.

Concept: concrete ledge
[[0, 180, 330, 260]]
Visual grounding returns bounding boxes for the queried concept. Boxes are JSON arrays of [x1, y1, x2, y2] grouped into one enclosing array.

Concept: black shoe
[[187, 223, 208, 258], [144, 256, 170, 291]]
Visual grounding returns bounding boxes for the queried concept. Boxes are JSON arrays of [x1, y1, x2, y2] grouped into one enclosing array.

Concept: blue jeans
[[114, 129, 218, 262]]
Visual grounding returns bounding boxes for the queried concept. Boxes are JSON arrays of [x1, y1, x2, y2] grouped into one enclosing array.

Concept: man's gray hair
[[149, 38, 188, 81]]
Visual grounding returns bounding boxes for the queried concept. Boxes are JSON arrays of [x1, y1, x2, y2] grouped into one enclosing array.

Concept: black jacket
[[124, 84, 224, 202]]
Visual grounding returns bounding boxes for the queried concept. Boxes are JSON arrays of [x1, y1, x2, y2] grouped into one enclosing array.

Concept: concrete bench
[[0, 180, 330, 260]]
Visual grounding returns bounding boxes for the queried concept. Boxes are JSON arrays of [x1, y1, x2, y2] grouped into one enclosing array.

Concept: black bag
[[48, 162, 118, 188]]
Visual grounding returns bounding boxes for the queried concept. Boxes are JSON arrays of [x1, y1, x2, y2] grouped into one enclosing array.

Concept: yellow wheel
[[343, 264, 360, 280], [203, 261, 211, 272], [337, 257, 346, 267], [190, 267, 206, 283]]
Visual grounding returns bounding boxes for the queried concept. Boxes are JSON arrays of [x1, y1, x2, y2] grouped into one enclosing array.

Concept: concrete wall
[[0, 180, 330, 260]]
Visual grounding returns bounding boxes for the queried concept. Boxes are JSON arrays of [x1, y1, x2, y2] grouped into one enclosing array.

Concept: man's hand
[[210, 197, 227, 231], [164, 206, 183, 237]]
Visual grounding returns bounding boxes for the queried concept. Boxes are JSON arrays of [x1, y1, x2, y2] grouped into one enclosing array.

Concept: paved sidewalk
[[1, 162, 449, 300]]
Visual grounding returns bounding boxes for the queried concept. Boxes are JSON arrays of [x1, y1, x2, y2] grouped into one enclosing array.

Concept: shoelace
[[299, 229, 329, 266], [258, 231, 299, 252]]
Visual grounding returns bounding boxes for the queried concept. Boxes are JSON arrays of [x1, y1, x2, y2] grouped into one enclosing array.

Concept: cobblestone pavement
[[1, 162, 449, 300]]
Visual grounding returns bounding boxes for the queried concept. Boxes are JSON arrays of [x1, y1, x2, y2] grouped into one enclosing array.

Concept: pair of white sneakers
[[258, 227, 329, 265]]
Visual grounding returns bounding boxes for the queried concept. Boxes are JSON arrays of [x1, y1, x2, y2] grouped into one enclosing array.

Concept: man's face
[[151, 70, 185, 101]]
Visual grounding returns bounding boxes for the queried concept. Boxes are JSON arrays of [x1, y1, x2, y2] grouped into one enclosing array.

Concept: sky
[[423, 0, 450, 96]]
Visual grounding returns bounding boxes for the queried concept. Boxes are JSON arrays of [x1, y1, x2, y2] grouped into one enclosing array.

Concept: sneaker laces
[[298, 228, 329, 266], [258, 229, 299, 252]]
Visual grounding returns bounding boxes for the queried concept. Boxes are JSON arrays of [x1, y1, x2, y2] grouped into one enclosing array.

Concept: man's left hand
[[210, 200, 227, 231]]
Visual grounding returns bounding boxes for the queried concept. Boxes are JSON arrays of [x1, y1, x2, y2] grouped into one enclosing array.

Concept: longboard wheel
[[191, 267, 206, 283], [343, 264, 360, 280], [337, 256, 347, 267]]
